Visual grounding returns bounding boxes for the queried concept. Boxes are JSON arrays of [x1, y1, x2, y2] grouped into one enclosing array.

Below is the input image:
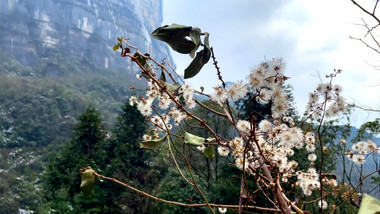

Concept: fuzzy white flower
[[259, 88, 272, 102], [308, 92, 319, 103], [186, 99, 196, 109], [181, 83, 194, 94], [308, 153, 317, 162], [351, 143, 361, 152], [235, 157, 249, 170], [236, 120, 251, 134], [137, 100, 152, 117], [325, 104, 339, 118], [218, 146, 230, 157], [211, 85, 228, 103], [259, 120, 272, 132], [283, 116, 295, 126], [229, 137, 244, 148], [129, 96, 138, 106], [305, 143, 316, 152], [197, 144, 205, 152], [158, 93, 171, 109], [333, 84, 342, 95], [227, 81, 248, 101], [218, 207, 227, 214], [169, 107, 186, 125], [367, 140, 377, 153], [269, 57, 286, 74], [248, 74, 265, 91], [271, 98, 288, 118], [318, 200, 328, 209], [183, 92, 196, 109], [143, 134, 152, 141], [352, 154, 366, 164], [305, 132, 315, 144]]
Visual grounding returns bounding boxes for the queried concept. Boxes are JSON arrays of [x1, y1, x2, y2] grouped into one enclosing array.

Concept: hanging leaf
[[189, 27, 202, 58], [151, 24, 197, 54], [140, 134, 167, 152], [113, 42, 120, 51], [184, 132, 214, 146], [80, 166, 95, 198], [184, 47, 211, 79], [203, 147, 215, 158]]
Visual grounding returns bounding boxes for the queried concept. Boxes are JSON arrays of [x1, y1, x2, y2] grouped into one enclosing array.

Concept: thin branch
[[351, 0, 380, 24], [93, 171, 282, 212], [165, 57, 184, 83], [167, 128, 195, 187], [349, 103, 380, 112], [122, 39, 178, 83], [350, 36, 380, 55], [374, 0, 379, 14], [210, 47, 225, 88], [195, 100, 227, 117]]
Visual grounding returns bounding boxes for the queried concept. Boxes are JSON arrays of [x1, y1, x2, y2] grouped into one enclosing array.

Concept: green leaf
[[134, 53, 150, 70], [184, 47, 211, 79], [189, 27, 201, 58], [160, 68, 166, 82], [184, 132, 214, 146], [151, 24, 197, 54], [140, 134, 167, 152], [113, 42, 120, 51], [358, 194, 380, 214], [203, 147, 215, 158], [80, 166, 95, 198], [164, 82, 181, 94], [134, 53, 152, 79]]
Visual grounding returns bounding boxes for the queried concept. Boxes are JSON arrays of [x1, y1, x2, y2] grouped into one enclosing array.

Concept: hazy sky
[[162, 0, 379, 127]]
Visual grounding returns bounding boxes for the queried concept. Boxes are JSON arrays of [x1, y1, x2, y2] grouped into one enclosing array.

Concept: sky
[[162, 0, 379, 127]]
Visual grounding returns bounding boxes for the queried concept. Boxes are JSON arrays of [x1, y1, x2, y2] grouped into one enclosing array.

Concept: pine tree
[[103, 102, 163, 213], [42, 105, 107, 213]]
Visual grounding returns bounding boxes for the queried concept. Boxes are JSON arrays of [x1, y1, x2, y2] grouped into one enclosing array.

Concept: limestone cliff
[[0, 0, 171, 73]]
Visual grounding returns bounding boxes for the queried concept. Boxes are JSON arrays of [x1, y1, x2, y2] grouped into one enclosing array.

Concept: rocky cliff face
[[0, 0, 171, 72]]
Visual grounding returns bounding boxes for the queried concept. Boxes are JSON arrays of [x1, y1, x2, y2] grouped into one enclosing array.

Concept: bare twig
[[93, 171, 282, 212], [351, 0, 380, 24], [349, 103, 380, 112]]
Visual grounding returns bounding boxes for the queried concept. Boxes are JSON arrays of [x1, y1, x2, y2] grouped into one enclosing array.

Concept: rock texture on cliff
[[0, 0, 172, 72]]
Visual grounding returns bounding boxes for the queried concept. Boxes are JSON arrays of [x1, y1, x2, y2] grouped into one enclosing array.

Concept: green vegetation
[[0, 47, 145, 212]]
